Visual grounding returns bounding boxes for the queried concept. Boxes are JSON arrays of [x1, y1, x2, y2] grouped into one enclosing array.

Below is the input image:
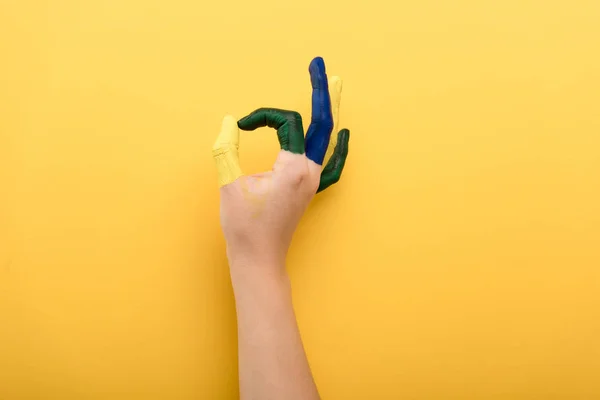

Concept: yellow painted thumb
[[212, 115, 242, 187]]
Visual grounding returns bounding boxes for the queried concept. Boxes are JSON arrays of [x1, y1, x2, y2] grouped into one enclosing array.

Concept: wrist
[[227, 252, 290, 297], [225, 239, 287, 265]]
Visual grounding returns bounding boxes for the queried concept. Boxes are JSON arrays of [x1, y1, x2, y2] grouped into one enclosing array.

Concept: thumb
[[212, 115, 243, 187]]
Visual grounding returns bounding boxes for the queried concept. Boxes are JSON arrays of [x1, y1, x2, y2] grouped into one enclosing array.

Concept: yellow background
[[1, 0, 599, 398]]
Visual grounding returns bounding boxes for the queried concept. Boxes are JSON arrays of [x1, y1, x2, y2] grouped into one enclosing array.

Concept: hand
[[212, 57, 350, 270], [212, 57, 344, 400]]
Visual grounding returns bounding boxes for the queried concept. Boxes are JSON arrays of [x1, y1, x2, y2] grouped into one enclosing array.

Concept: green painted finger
[[237, 108, 305, 154], [317, 129, 350, 193]]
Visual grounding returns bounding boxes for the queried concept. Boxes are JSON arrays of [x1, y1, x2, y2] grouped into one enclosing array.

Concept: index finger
[[304, 57, 334, 166], [237, 108, 305, 154]]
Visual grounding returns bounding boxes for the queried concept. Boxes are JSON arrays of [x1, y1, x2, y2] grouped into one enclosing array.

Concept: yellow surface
[[1, 0, 600, 398]]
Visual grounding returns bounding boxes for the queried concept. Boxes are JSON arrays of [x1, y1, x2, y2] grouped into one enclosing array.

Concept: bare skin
[[221, 150, 322, 400]]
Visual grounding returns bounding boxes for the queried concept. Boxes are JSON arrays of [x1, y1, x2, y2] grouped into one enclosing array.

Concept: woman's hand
[[217, 110, 318, 269], [212, 57, 350, 272]]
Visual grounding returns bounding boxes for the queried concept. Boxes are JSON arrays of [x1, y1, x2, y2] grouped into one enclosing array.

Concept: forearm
[[229, 256, 320, 400]]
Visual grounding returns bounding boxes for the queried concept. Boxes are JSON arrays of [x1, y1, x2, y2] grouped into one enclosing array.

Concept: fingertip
[[213, 115, 243, 187], [309, 56, 325, 71], [222, 114, 239, 142], [309, 56, 327, 89], [221, 115, 237, 133], [213, 114, 239, 150], [237, 112, 257, 131], [237, 115, 249, 130]]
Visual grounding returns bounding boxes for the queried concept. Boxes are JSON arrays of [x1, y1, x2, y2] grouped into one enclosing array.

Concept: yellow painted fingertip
[[212, 115, 243, 187], [324, 75, 343, 165]]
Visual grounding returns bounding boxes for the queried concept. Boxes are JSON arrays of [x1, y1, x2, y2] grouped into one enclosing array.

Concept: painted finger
[[305, 57, 334, 165], [323, 75, 343, 165], [237, 108, 305, 154], [212, 115, 243, 187], [317, 129, 350, 193]]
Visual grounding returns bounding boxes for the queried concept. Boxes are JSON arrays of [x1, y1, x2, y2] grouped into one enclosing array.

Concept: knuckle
[[286, 111, 303, 125], [287, 165, 310, 187]]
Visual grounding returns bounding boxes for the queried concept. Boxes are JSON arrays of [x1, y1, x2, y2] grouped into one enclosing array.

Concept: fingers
[[212, 115, 243, 187], [323, 75, 343, 165], [317, 129, 350, 193], [305, 57, 334, 165], [238, 108, 305, 154]]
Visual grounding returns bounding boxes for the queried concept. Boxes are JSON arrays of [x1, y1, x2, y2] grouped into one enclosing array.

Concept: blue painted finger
[[304, 57, 334, 165]]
